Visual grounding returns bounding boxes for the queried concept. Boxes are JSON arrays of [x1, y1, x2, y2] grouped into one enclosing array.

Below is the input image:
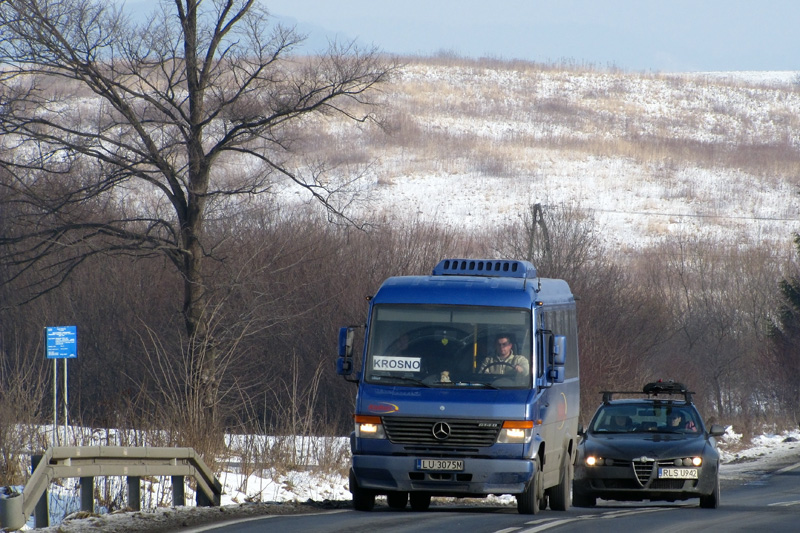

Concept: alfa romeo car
[[573, 380, 725, 508]]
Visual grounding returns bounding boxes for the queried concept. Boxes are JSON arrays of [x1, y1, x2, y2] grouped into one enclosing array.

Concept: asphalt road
[[191, 462, 800, 533]]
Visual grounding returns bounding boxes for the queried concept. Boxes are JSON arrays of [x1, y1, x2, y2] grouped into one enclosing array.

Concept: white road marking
[[512, 507, 676, 532], [182, 509, 349, 532], [768, 500, 800, 507]]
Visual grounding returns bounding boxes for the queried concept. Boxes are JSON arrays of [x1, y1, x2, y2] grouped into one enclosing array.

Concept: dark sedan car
[[573, 381, 726, 508]]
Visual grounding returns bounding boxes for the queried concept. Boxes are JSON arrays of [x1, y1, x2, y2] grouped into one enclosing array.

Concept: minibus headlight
[[496, 421, 534, 444], [354, 415, 386, 439]]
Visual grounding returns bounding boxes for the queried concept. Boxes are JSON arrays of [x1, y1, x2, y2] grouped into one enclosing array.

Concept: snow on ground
[[717, 427, 800, 485], [275, 66, 800, 253], [19, 428, 800, 532], [699, 71, 800, 86], [355, 163, 800, 250]]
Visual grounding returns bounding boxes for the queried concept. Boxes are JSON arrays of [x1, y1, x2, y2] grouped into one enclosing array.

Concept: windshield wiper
[[374, 375, 430, 388], [450, 381, 499, 389]]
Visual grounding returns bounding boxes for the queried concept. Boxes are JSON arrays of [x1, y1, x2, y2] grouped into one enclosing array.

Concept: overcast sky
[[259, 0, 798, 72]]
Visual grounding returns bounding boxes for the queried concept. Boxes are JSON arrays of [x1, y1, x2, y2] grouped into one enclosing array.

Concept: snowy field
[[16, 426, 800, 532], [272, 66, 800, 254]]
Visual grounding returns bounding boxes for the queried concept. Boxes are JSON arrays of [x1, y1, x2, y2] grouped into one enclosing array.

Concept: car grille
[[632, 459, 693, 487], [633, 460, 654, 485], [382, 417, 501, 447], [649, 479, 691, 489]]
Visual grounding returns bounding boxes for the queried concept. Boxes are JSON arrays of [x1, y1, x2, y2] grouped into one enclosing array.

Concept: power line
[[588, 208, 798, 223]]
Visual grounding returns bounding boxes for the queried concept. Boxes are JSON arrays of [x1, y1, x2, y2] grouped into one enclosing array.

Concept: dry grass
[[305, 56, 800, 189]]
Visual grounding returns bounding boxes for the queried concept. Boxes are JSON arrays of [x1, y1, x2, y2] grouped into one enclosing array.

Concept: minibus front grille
[[382, 417, 501, 447]]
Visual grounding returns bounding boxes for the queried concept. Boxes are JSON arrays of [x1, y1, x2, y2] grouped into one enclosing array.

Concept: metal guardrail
[[0, 446, 222, 531]]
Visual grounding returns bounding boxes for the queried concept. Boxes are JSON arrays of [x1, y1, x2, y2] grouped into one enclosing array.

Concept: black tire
[[548, 454, 573, 511], [572, 487, 596, 508], [517, 458, 543, 514], [409, 492, 432, 511], [387, 491, 408, 510], [350, 471, 375, 512], [699, 472, 720, 509]]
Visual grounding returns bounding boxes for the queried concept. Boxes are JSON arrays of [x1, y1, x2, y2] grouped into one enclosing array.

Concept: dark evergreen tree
[[768, 233, 800, 424]]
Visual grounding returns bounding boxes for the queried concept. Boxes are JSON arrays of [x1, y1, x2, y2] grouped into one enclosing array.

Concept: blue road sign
[[46, 326, 77, 359]]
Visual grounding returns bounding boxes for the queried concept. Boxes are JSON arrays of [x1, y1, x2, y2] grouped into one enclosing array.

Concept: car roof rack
[[600, 380, 694, 404]]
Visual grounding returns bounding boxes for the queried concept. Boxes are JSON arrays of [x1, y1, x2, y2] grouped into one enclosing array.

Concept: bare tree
[[0, 0, 394, 435], [494, 201, 598, 281], [643, 234, 789, 424]]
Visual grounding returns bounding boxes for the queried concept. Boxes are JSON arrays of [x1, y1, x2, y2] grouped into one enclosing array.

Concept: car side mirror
[[708, 424, 726, 437], [545, 334, 566, 384], [548, 366, 565, 383], [336, 326, 356, 377], [551, 335, 567, 365], [338, 326, 354, 358]]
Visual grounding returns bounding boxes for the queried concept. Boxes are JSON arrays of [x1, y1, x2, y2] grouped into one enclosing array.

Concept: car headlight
[[355, 415, 386, 439], [496, 421, 534, 444], [585, 456, 614, 466], [673, 457, 702, 467]]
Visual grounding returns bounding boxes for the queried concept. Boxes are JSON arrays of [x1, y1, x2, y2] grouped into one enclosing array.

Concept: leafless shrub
[[472, 152, 520, 178], [633, 234, 792, 423], [0, 332, 49, 484], [492, 201, 600, 281]]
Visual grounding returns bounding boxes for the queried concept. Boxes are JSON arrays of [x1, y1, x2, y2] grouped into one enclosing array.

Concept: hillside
[[281, 57, 800, 252]]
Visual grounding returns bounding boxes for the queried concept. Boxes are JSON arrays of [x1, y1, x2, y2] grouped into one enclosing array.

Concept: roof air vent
[[432, 259, 537, 279]]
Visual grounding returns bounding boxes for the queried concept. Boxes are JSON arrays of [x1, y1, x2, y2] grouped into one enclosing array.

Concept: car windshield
[[364, 304, 533, 389], [590, 403, 700, 433]]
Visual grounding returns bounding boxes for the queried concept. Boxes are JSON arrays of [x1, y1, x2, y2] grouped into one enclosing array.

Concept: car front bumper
[[573, 459, 719, 502], [352, 454, 534, 496]]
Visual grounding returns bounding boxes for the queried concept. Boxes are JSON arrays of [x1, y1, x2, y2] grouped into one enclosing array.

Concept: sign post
[[45, 326, 77, 448]]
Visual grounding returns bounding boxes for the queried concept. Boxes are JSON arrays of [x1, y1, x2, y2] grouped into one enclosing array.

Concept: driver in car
[[668, 411, 698, 432], [479, 334, 529, 375]]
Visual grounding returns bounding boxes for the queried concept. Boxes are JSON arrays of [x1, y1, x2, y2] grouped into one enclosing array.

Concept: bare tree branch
[[0, 0, 395, 436]]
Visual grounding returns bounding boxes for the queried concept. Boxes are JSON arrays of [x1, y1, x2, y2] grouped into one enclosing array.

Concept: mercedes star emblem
[[432, 421, 451, 440]]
